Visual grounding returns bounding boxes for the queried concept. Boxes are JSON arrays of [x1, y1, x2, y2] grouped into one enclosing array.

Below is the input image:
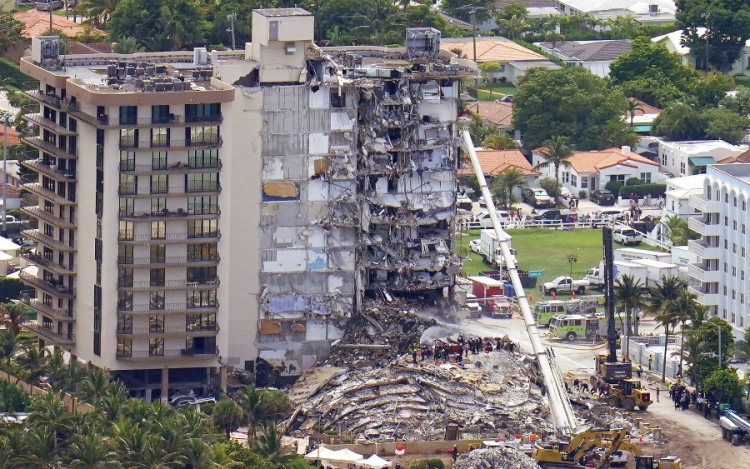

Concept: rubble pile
[[453, 447, 539, 469], [287, 347, 554, 441]]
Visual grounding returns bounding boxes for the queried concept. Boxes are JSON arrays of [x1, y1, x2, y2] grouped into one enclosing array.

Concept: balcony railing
[[22, 89, 62, 109], [21, 136, 77, 159], [61, 107, 222, 128], [116, 325, 218, 336], [117, 183, 221, 197], [21, 159, 77, 181], [22, 229, 77, 251], [119, 161, 222, 174], [116, 346, 218, 360], [21, 207, 76, 229], [23, 113, 77, 136], [117, 278, 220, 291], [21, 252, 76, 275], [22, 322, 75, 345], [118, 256, 220, 267], [119, 137, 222, 150], [19, 270, 75, 298], [19, 296, 74, 322], [23, 183, 77, 205], [118, 208, 220, 221], [119, 231, 221, 244], [117, 303, 219, 315]]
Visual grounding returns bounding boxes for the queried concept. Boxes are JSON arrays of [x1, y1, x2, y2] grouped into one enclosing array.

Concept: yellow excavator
[[533, 428, 681, 469]]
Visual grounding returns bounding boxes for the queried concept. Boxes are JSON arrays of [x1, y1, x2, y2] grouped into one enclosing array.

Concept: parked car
[[613, 226, 642, 245], [529, 208, 561, 222], [36, 0, 64, 10], [591, 189, 616, 206], [463, 294, 483, 318], [469, 239, 481, 254], [522, 187, 553, 208], [542, 276, 589, 295], [457, 193, 472, 210], [475, 210, 511, 227], [591, 208, 623, 227]]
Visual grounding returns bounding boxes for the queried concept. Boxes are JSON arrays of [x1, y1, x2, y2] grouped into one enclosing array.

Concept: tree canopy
[[512, 66, 633, 151], [108, 0, 207, 51]]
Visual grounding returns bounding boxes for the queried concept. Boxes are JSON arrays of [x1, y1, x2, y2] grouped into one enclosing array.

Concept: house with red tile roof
[[0, 126, 21, 147], [531, 146, 663, 197], [13, 10, 105, 39], [458, 149, 540, 193], [465, 100, 519, 138]]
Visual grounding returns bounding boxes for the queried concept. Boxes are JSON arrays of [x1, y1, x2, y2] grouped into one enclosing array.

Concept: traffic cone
[[529, 294, 533, 302], [553, 293, 556, 300], [573, 292, 576, 299]]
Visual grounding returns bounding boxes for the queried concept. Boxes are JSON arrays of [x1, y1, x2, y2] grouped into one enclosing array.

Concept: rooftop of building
[[629, 98, 660, 116], [254, 7, 312, 17], [557, 0, 676, 14], [537, 147, 659, 174], [13, 9, 106, 39], [495, 0, 557, 8], [665, 174, 707, 195], [535, 39, 632, 61], [719, 150, 750, 164], [659, 140, 747, 153], [439, 36, 547, 63], [465, 100, 513, 128], [0, 127, 21, 146], [711, 163, 750, 185], [457, 149, 537, 176]]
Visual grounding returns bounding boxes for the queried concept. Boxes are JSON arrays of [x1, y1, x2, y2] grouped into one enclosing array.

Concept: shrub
[[578, 189, 588, 199], [618, 183, 667, 199], [0, 59, 37, 90], [626, 177, 642, 186], [604, 180, 623, 195], [539, 176, 561, 198], [410, 459, 445, 469]]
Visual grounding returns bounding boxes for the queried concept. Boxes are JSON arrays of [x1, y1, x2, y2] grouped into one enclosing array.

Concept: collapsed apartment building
[[17, 7, 476, 396]]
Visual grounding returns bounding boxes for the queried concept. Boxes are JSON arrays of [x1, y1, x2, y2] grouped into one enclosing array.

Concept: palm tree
[[659, 214, 689, 246], [17, 426, 62, 469], [534, 135, 574, 188], [733, 326, 750, 361], [626, 99, 644, 127], [212, 397, 244, 440], [237, 386, 271, 441], [0, 329, 22, 368], [647, 275, 684, 382], [673, 332, 707, 386], [1, 302, 29, 335], [252, 425, 299, 467], [492, 167, 527, 209], [261, 389, 292, 426], [68, 432, 122, 469], [671, 289, 699, 375], [481, 133, 519, 150], [79, 369, 111, 401], [26, 390, 72, 449], [350, 0, 405, 46], [614, 274, 647, 341], [496, 14, 529, 40], [478, 61, 501, 98], [111, 37, 144, 54], [16, 345, 49, 385], [96, 380, 128, 421], [654, 306, 679, 383], [78, 0, 120, 28]]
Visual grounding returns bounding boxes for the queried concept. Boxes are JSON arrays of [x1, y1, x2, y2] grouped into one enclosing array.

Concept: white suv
[[613, 227, 642, 246]]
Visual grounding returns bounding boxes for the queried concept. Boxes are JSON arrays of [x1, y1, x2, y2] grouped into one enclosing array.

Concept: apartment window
[[725, 192, 729, 203], [188, 220, 217, 238], [734, 243, 737, 253], [187, 266, 217, 283], [44, 223, 54, 238], [119, 198, 134, 217], [119, 221, 133, 240], [732, 312, 737, 323], [609, 175, 626, 183], [152, 152, 167, 170], [151, 175, 168, 194], [724, 262, 728, 272], [120, 128, 138, 148], [680, 163, 685, 174], [661, 154, 667, 166], [149, 314, 164, 333], [581, 177, 588, 189], [733, 266, 737, 276], [188, 196, 218, 215], [150, 268, 165, 287], [743, 247, 746, 257], [186, 336, 216, 354], [42, 316, 52, 330], [725, 216, 729, 226], [331, 91, 345, 108], [734, 196, 738, 207], [152, 105, 170, 124], [186, 312, 216, 331], [742, 270, 745, 280], [742, 294, 745, 304], [744, 201, 747, 211], [44, 200, 53, 214], [725, 240, 728, 249], [724, 286, 728, 295], [150, 245, 166, 263], [188, 149, 219, 168], [744, 224, 747, 234], [640, 172, 651, 184], [119, 106, 137, 125], [188, 243, 218, 262], [149, 338, 164, 356], [118, 314, 133, 334], [186, 173, 218, 192], [149, 291, 165, 310], [185, 103, 220, 123], [151, 128, 169, 147], [119, 151, 135, 171], [117, 338, 132, 357], [723, 309, 727, 319], [734, 221, 737, 231], [117, 267, 133, 287], [187, 289, 217, 308], [117, 291, 133, 311], [151, 221, 166, 240], [151, 198, 166, 213], [188, 126, 219, 145], [118, 244, 133, 264], [733, 290, 736, 300], [570, 175, 577, 187], [119, 174, 136, 195]]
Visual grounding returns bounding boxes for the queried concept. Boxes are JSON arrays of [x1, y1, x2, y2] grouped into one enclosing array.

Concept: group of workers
[[409, 335, 517, 365]]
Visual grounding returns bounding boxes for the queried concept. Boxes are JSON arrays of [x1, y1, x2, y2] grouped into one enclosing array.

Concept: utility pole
[[702, 12, 710, 71], [470, 8, 477, 63], [49, 5, 53, 34], [2, 115, 7, 236], [227, 13, 237, 51], [718, 321, 722, 368]]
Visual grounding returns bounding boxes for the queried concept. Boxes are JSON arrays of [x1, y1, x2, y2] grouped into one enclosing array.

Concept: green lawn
[[476, 86, 515, 101], [458, 228, 664, 281]]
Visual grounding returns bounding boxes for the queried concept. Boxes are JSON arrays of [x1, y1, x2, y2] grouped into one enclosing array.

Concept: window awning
[[633, 125, 652, 133], [688, 156, 716, 166]]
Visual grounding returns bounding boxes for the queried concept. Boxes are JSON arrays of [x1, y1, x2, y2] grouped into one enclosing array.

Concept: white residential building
[[663, 174, 705, 218], [658, 140, 747, 177], [687, 163, 750, 338], [653, 29, 750, 74], [531, 146, 662, 197], [18, 11, 475, 397], [554, 0, 676, 24]]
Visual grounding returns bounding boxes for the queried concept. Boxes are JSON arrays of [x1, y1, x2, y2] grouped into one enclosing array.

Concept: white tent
[[356, 454, 392, 469], [304, 446, 341, 461], [329, 449, 364, 464]]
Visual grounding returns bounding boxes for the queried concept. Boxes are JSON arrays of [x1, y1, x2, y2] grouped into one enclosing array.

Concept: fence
[[0, 369, 95, 414], [623, 337, 682, 381]]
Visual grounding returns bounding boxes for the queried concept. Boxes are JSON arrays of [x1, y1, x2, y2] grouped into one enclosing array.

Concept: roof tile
[[465, 101, 513, 128], [458, 149, 538, 176], [440, 37, 546, 63], [13, 10, 105, 39]]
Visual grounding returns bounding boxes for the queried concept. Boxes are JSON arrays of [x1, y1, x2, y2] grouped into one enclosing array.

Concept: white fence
[[624, 336, 683, 381]]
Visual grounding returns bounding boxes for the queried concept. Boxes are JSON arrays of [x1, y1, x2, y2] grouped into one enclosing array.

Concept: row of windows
[[118, 196, 218, 216], [117, 312, 216, 333], [117, 267, 217, 287], [117, 289, 217, 311], [119, 150, 219, 170], [118, 219, 218, 240], [118, 243, 218, 263], [119, 173, 219, 194], [707, 187, 750, 211], [116, 336, 216, 357]]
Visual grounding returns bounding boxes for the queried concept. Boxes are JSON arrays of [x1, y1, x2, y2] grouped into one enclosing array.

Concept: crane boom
[[460, 127, 577, 433]]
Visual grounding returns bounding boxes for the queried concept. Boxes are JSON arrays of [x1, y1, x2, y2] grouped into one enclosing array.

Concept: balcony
[[687, 239, 721, 260], [117, 278, 220, 291], [688, 194, 721, 213], [118, 208, 220, 221], [117, 183, 221, 197], [21, 159, 76, 181], [22, 229, 76, 251], [119, 231, 221, 244], [116, 325, 219, 337], [22, 206, 76, 229], [22, 89, 62, 109], [118, 256, 220, 267], [61, 108, 222, 128], [23, 113, 77, 136], [120, 161, 222, 175], [22, 322, 75, 345], [119, 137, 222, 151], [19, 270, 75, 298], [687, 263, 720, 283], [21, 136, 77, 160], [687, 217, 722, 237], [23, 183, 76, 205], [19, 296, 74, 322], [118, 303, 219, 315], [116, 346, 218, 360], [21, 252, 76, 275], [688, 286, 720, 306]]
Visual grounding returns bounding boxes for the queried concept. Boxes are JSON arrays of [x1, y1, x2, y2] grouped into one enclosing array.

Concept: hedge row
[[619, 183, 667, 198], [0, 58, 37, 89], [513, 40, 565, 67]]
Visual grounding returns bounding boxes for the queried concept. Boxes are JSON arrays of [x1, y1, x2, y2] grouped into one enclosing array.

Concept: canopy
[[688, 156, 716, 167], [356, 454, 392, 469], [330, 449, 364, 463], [304, 446, 340, 461]]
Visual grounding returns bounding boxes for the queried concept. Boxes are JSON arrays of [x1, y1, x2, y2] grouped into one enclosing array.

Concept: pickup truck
[[542, 276, 589, 296]]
